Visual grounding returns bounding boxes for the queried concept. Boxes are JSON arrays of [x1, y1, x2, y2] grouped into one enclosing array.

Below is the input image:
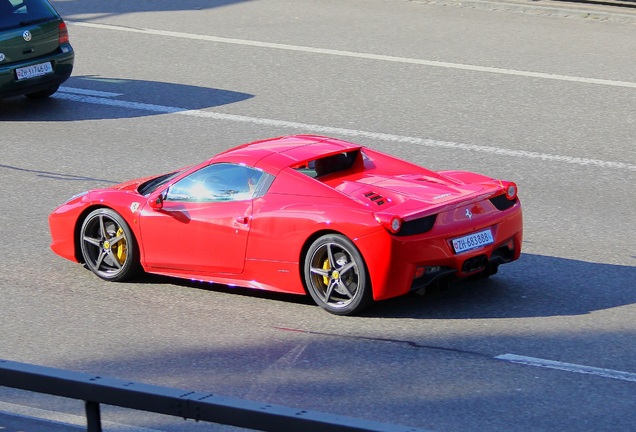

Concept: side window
[[165, 163, 264, 202]]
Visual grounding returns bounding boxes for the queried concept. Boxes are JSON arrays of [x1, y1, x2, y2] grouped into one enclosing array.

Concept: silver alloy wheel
[[80, 208, 138, 281], [304, 234, 372, 315]]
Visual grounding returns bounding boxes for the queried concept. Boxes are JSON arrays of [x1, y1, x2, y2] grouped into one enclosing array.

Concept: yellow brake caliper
[[112, 227, 127, 265], [322, 259, 331, 285]]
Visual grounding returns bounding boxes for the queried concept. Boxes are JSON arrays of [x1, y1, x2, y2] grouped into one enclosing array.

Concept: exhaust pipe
[[462, 255, 488, 273]]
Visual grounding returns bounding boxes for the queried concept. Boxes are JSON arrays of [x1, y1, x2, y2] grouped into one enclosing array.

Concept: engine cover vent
[[363, 191, 386, 206]]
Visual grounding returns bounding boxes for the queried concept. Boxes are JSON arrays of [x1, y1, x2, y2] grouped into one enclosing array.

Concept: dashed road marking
[[496, 353, 636, 383], [59, 86, 122, 98], [56, 88, 636, 172]]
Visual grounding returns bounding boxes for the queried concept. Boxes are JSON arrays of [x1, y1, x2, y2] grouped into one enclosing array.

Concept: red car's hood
[[334, 174, 493, 218], [109, 176, 156, 192], [106, 167, 189, 194]]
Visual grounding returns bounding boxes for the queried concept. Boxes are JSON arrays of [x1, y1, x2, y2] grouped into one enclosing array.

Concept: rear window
[[294, 150, 361, 178], [0, 0, 58, 31]]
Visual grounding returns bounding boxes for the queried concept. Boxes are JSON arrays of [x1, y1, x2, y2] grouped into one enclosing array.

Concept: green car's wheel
[[25, 85, 59, 99]]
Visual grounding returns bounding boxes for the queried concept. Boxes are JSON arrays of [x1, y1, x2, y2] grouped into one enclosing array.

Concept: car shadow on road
[[138, 273, 317, 307], [131, 253, 636, 320], [366, 253, 636, 319], [52, 0, 254, 18], [0, 75, 254, 121]]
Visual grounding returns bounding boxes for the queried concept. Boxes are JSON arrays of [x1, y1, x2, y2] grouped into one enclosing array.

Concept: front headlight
[[64, 191, 89, 204]]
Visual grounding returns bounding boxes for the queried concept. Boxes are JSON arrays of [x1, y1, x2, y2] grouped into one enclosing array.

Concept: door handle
[[235, 216, 249, 225]]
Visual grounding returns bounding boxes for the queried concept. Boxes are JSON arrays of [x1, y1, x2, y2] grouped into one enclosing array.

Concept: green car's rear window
[[0, 0, 58, 31]]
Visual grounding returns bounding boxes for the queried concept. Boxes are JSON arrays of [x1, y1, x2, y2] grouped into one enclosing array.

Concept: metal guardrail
[[0, 359, 427, 432]]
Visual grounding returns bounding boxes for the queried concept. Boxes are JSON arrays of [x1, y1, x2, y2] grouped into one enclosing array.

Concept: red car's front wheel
[[79, 208, 139, 282], [304, 234, 372, 315]]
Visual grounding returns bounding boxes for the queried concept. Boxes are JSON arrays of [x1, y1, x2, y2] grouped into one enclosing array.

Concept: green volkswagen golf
[[0, 0, 74, 99]]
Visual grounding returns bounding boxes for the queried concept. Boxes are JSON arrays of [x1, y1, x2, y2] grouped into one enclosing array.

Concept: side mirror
[[148, 192, 164, 210]]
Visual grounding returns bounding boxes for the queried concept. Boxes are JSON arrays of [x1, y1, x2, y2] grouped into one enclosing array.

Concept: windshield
[[138, 171, 183, 196], [0, 0, 58, 31], [166, 164, 265, 202]]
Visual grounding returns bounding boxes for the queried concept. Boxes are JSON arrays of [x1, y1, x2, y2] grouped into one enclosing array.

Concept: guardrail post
[[85, 400, 103, 432]]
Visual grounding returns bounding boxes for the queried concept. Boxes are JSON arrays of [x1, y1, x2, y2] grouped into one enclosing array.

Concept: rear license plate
[[452, 229, 494, 253], [16, 62, 53, 81]]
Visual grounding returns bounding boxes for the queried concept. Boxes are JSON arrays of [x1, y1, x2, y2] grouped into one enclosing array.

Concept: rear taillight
[[59, 21, 69, 44], [505, 182, 518, 200], [493, 180, 518, 200], [374, 213, 403, 234]]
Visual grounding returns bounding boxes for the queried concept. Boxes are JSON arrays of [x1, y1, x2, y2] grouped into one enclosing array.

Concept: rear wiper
[[19, 17, 51, 26]]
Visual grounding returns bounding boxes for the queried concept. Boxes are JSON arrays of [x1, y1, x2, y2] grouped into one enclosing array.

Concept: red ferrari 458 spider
[[49, 135, 522, 315]]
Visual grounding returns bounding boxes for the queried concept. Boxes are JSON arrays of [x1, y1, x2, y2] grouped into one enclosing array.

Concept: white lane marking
[[59, 86, 122, 97], [0, 401, 163, 431], [54, 90, 636, 172], [496, 354, 636, 383], [68, 21, 636, 90]]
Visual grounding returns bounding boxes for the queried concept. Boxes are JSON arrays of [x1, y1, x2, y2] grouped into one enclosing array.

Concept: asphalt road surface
[[1, 0, 635, 431]]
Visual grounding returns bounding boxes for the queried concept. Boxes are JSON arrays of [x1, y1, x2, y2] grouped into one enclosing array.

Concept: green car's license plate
[[16, 62, 53, 80]]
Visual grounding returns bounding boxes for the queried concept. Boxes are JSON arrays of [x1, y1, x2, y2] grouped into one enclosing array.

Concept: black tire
[[25, 85, 59, 99], [304, 234, 372, 315], [79, 208, 139, 282]]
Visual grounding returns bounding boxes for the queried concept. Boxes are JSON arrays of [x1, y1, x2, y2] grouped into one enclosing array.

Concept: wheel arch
[[72, 205, 141, 264], [297, 229, 371, 295]]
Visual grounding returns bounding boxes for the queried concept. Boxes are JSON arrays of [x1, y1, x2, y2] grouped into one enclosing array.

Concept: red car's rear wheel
[[80, 208, 139, 281], [304, 234, 372, 315]]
